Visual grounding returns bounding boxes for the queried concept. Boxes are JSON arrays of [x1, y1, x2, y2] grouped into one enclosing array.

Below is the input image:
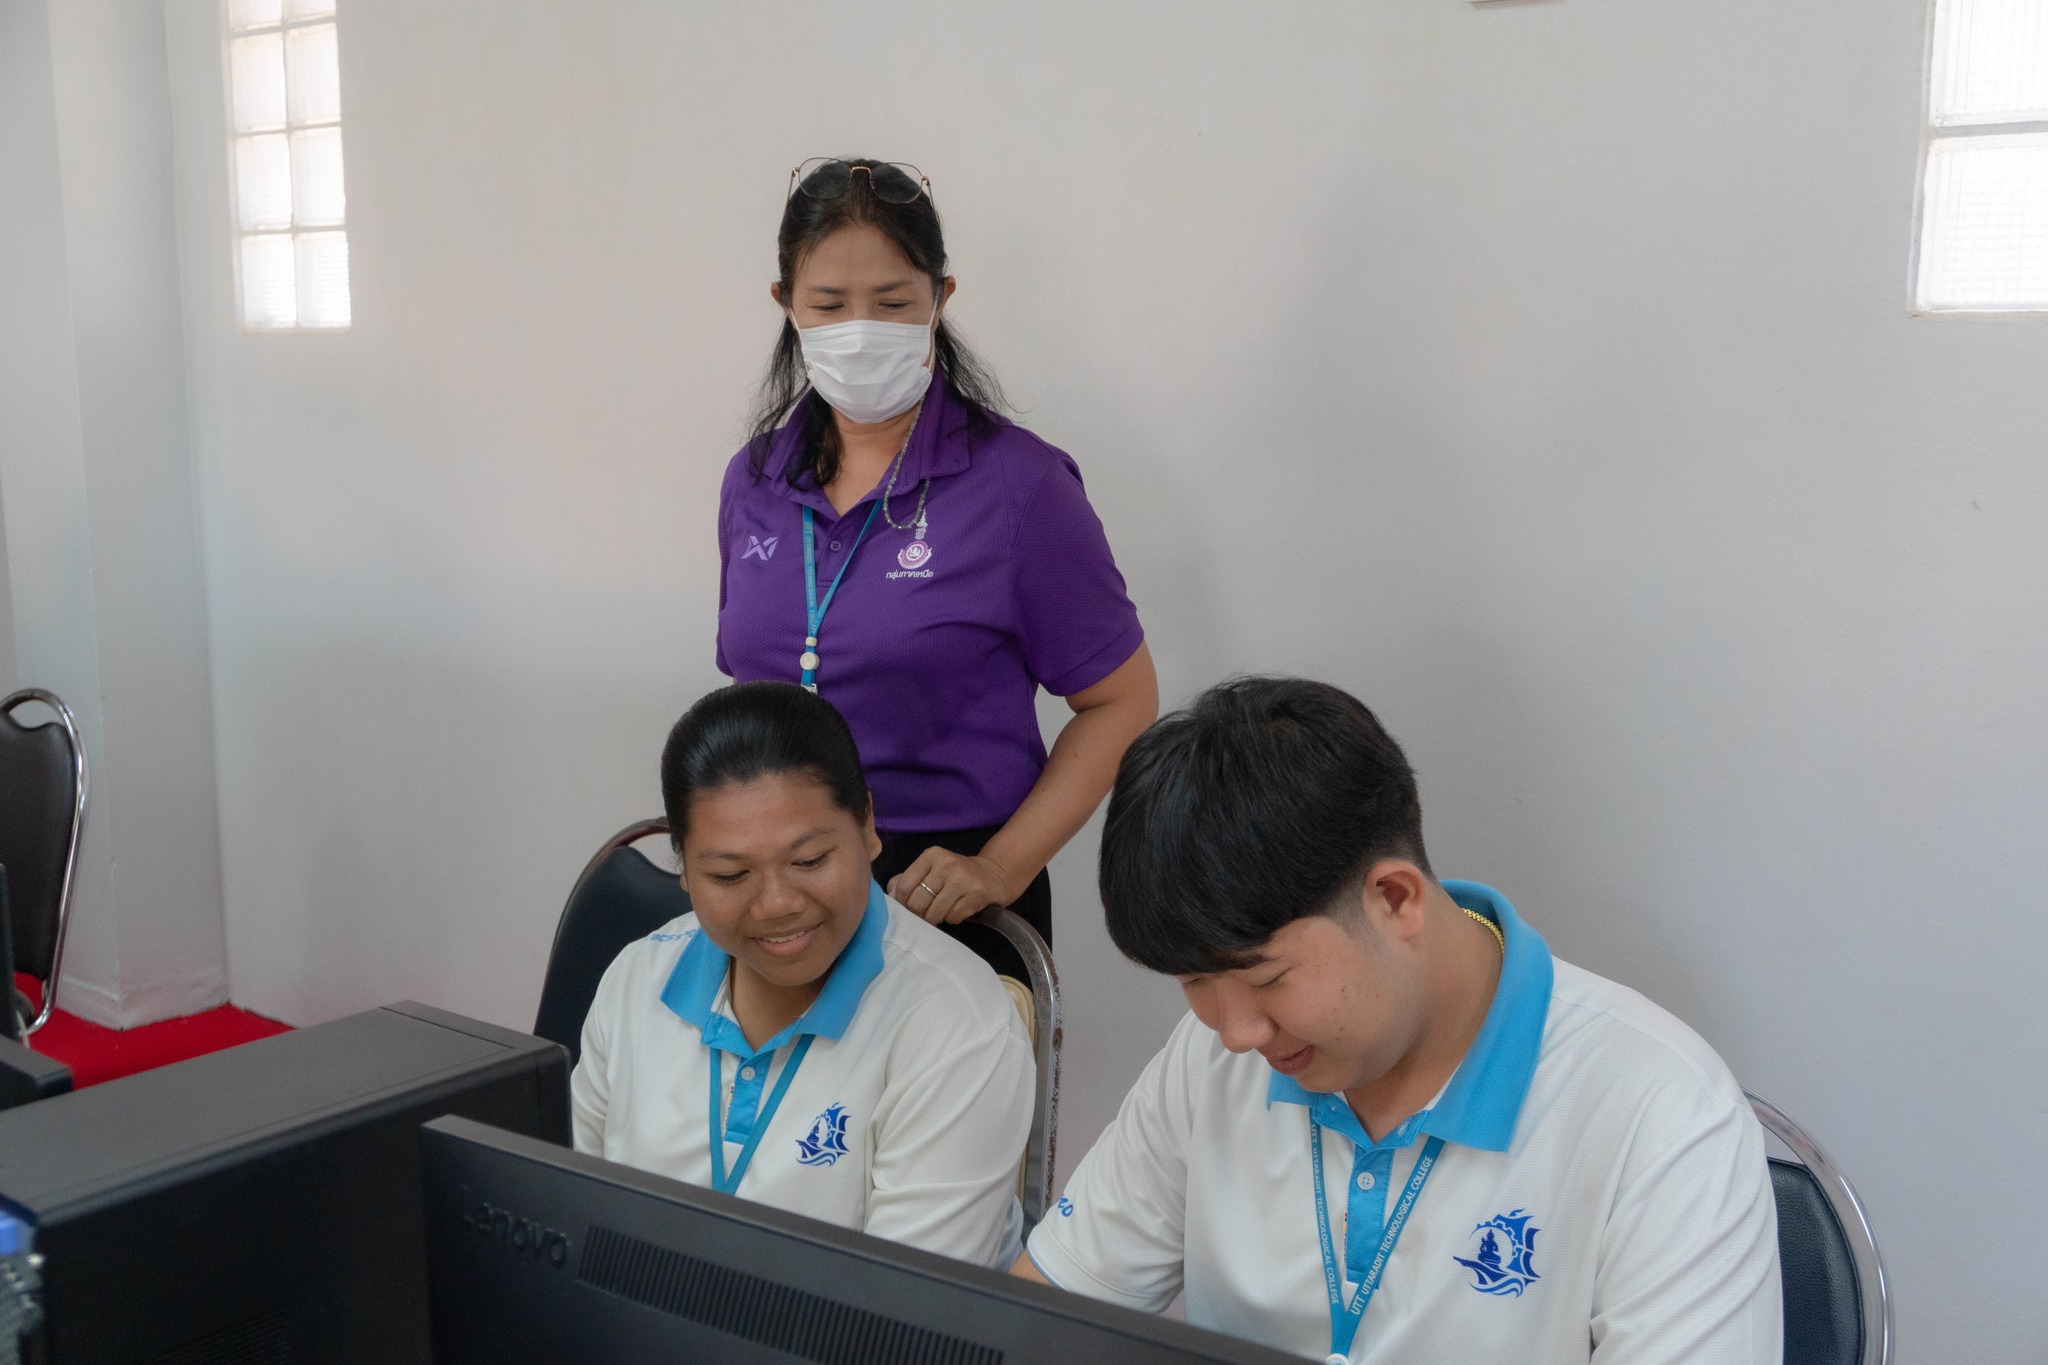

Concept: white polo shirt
[[572, 883, 1034, 1270], [1027, 882, 1782, 1364]]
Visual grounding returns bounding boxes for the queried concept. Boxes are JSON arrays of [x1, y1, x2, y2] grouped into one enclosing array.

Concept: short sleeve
[[1590, 1080, 1783, 1364], [1011, 455, 1143, 697], [1025, 1011, 1203, 1312], [863, 998, 1035, 1269]]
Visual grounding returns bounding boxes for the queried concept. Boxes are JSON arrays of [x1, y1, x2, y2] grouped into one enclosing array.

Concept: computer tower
[[0, 1002, 568, 1364]]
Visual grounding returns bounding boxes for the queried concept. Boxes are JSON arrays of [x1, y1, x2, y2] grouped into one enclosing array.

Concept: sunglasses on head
[[787, 158, 933, 206]]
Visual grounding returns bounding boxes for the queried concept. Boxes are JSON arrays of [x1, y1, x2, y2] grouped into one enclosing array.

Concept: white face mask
[[793, 304, 938, 425]]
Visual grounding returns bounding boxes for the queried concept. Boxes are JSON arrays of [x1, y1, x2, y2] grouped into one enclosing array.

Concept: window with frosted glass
[[1917, 0, 2048, 313], [227, 0, 350, 330]]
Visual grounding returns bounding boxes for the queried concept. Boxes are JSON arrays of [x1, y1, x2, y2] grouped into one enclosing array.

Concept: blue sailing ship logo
[[795, 1103, 850, 1167], [1453, 1209, 1541, 1296]]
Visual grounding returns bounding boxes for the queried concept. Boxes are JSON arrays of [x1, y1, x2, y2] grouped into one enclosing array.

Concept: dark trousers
[[872, 825, 1052, 981]]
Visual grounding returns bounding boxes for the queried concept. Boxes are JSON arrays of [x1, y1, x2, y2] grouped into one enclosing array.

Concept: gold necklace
[[1462, 906, 1505, 954]]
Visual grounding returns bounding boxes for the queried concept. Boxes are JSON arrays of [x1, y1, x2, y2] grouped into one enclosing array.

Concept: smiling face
[[678, 771, 883, 993], [772, 222, 952, 331], [1177, 887, 1430, 1098]]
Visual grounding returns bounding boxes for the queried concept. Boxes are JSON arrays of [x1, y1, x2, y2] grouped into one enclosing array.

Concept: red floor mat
[[13, 976, 291, 1088]]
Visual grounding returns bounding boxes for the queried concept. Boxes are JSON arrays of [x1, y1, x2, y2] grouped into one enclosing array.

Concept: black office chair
[[1748, 1091, 1892, 1365], [532, 819, 690, 1067], [1, 866, 16, 1043], [0, 690, 89, 1040], [0, 865, 76, 1106], [535, 817, 1063, 1225]]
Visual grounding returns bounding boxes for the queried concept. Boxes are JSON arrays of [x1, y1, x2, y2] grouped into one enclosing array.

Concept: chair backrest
[[532, 820, 692, 1067], [1748, 1091, 1891, 1365], [0, 690, 88, 1036], [536, 818, 1063, 1227], [964, 906, 1062, 1230], [1, 866, 16, 1041]]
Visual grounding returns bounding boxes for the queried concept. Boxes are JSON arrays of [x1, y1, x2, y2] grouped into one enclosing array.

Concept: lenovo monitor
[[421, 1115, 1299, 1365]]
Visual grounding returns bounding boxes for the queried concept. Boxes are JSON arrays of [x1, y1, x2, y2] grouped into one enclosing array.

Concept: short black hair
[[661, 682, 870, 852], [1100, 676, 1431, 976]]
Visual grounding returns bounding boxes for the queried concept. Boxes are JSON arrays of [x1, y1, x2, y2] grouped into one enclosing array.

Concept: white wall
[[162, 2, 2046, 1358], [0, 433, 16, 700], [0, 0, 227, 1026]]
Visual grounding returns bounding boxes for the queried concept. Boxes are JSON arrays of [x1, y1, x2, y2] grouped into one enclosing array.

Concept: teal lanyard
[[707, 1034, 815, 1196], [800, 500, 885, 691], [1310, 1124, 1446, 1364]]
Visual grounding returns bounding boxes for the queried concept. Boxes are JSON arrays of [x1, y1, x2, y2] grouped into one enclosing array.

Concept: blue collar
[[658, 881, 890, 1059], [1267, 880, 1553, 1153]]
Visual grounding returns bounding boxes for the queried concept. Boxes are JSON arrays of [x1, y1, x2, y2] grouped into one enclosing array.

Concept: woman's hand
[[887, 644, 1159, 929], [888, 848, 1023, 926]]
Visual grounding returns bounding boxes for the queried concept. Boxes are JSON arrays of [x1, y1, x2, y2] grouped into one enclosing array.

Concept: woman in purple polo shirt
[[716, 157, 1157, 947]]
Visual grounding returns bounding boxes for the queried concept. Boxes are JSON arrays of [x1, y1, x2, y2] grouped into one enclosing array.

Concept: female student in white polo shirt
[[1018, 677, 1781, 1364], [572, 681, 1035, 1269]]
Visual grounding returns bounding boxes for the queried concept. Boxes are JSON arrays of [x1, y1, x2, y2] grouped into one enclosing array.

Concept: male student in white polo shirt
[[574, 682, 1034, 1269], [1017, 677, 1782, 1363]]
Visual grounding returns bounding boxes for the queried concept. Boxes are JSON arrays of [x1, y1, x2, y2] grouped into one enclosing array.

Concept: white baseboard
[[47, 964, 230, 1031]]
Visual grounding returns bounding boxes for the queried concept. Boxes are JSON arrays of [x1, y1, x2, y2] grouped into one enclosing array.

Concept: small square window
[[290, 127, 346, 227], [228, 33, 285, 133], [1931, 0, 2048, 126], [296, 232, 351, 329], [285, 25, 341, 126], [1920, 134, 2048, 309], [235, 133, 292, 231], [240, 233, 296, 329]]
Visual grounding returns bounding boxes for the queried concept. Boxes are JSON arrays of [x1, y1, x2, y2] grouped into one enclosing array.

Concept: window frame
[[1910, 0, 2048, 318], [222, 0, 351, 334]]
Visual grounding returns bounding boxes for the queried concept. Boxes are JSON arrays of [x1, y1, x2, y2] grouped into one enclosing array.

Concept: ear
[[860, 804, 883, 863], [1362, 859, 1432, 944], [939, 276, 958, 309], [769, 280, 786, 308]]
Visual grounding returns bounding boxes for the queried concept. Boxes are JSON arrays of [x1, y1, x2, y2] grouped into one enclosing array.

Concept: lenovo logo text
[[458, 1186, 571, 1269]]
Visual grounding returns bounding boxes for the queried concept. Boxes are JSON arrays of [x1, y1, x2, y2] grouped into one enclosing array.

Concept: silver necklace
[[872, 403, 930, 535]]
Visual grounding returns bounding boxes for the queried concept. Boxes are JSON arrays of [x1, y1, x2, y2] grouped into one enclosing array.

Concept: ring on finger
[[917, 880, 939, 899]]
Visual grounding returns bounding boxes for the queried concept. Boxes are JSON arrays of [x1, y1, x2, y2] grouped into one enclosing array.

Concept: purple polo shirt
[[716, 377, 1143, 836]]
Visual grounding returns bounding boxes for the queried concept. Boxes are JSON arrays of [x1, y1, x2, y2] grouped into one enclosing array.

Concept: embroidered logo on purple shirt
[[741, 535, 779, 561], [896, 540, 933, 570]]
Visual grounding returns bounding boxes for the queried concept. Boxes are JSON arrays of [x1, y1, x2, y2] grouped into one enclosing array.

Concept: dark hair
[[746, 156, 1007, 491], [660, 681, 871, 852], [1099, 676, 1432, 976]]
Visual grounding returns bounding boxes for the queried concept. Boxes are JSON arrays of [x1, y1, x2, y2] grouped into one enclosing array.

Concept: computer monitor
[[0, 1001, 568, 1364], [421, 1116, 1302, 1365]]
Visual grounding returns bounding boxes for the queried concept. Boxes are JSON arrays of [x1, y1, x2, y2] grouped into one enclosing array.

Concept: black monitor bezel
[[422, 1115, 1300, 1365]]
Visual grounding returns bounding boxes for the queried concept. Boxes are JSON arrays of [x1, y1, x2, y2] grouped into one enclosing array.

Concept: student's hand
[[888, 848, 1022, 926]]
